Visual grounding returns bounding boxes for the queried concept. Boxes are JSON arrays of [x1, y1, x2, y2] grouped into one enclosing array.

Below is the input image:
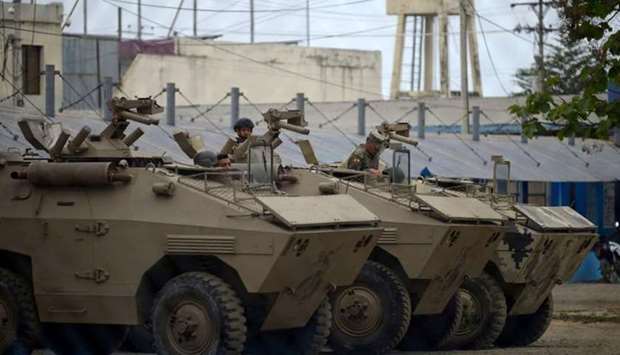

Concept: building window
[[22, 45, 42, 95]]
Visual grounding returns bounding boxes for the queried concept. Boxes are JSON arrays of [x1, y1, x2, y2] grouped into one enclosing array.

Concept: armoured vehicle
[[176, 117, 509, 354], [417, 157, 598, 349], [0, 98, 383, 355]]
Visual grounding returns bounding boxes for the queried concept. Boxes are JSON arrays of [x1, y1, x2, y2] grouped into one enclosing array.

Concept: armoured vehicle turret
[[416, 157, 598, 349], [177, 114, 510, 354], [0, 98, 383, 355]]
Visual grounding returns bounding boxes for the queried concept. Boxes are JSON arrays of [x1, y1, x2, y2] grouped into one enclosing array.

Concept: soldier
[[220, 117, 255, 158], [343, 131, 387, 176], [194, 151, 232, 169]]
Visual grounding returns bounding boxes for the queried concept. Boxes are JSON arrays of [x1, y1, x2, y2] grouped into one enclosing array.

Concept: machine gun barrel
[[388, 132, 418, 147], [276, 122, 310, 135], [119, 111, 160, 126]]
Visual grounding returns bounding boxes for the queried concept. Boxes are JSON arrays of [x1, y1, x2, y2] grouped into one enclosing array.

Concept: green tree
[[514, 33, 596, 95], [510, 0, 620, 140]]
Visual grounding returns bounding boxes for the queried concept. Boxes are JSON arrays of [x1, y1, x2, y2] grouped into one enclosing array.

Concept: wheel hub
[[168, 302, 215, 354], [456, 289, 483, 337], [334, 286, 383, 338]]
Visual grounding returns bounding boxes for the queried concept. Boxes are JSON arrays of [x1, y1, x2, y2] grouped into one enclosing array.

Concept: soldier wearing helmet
[[343, 131, 387, 176], [220, 117, 255, 159]]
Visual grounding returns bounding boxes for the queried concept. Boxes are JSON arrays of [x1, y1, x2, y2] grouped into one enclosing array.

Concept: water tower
[[387, 0, 482, 99]]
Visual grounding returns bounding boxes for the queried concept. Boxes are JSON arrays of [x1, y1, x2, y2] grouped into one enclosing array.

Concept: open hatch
[[414, 194, 507, 224], [255, 195, 379, 229], [513, 205, 596, 232]]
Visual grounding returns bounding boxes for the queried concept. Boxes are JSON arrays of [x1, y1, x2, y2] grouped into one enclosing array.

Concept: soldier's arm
[[219, 138, 236, 155]]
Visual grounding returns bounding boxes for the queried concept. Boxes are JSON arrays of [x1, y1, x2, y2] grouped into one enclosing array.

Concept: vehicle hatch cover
[[514, 205, 596, 232], [255, 195, 379, 228], [414, 194, 506, 223]]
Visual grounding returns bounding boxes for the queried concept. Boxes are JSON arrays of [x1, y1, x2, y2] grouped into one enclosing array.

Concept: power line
[[104, 3, 387, 98], [475, 9, 511, 96], [106, 0, 373, 13], [0, 70, 53, 122], [510, 0, 559, 93]]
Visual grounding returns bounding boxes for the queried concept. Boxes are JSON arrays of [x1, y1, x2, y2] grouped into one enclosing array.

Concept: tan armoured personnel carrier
[[176, 116, 510, 354], [417, 157, 598, 349], [0, 98, 383, 355]]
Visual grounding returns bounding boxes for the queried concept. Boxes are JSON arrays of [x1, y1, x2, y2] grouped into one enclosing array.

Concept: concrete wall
[[386, 0, 460, 15], [120, 40, 382, 105], [0, 3, 63, 112]]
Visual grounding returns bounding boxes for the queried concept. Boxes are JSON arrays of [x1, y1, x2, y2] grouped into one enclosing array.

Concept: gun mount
[[230, 109, 309, 161], [376, 121, 419, 147], [17, 97, 163, 162]]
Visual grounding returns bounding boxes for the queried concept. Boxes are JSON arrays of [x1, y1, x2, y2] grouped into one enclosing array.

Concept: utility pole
[[410, 16, 418, 92], [193, 0, 197, 37], [168, 0, 185, 38], [511, 1, 556, 93], [117, 7, 122, 41], [306, 0, 310, 46], [250, 0, 254, 43], [137, 0, 142, 40], [83, 0, 87, 35], [460, 0, 470, 134], [117, 7, 122, 83]]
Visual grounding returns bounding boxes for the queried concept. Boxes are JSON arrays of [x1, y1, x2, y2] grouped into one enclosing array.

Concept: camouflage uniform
[[345, 145, 380, 171], [219, 137, 243, 156], [220, 137, 251, 162]]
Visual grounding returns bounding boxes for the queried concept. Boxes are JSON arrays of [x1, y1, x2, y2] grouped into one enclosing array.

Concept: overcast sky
[[37, 0, 561, 98]]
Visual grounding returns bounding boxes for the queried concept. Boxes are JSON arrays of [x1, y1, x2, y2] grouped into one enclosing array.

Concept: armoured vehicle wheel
[[151, 272, 247, 355], [444, 272, 507, 350], [328, 261, 411, 355], [0, 280, 17, 353], [0, 268, 40, 354], [398, 293, 463, 351], [246, 298, 332, 355], [42, 323, 128, 355], [495, 295, 553, 347], [120, 325, 154, 352]]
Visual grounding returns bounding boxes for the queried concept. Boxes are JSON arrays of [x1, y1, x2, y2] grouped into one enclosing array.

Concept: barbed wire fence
[[0, 72, 602, 172]]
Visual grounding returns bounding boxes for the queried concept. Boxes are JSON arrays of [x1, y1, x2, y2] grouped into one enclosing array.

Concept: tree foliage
[[514, 32, 597, 95], [509, 0, 620, 140]]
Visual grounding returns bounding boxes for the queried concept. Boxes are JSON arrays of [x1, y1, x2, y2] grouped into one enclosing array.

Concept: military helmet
[[234, 118, 255, 131], [193, 150, 218, 167]]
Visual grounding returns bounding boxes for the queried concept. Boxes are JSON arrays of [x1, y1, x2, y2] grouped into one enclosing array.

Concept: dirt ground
[[34, 284, 620, 355], [399, 283, 620, 355]]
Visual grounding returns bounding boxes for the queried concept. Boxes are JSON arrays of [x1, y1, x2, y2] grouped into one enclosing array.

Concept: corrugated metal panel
[[1, 104, 620, 183], [62, 35, 119, 111]]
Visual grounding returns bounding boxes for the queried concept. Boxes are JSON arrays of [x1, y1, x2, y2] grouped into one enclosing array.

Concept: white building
[[0, 2, 63, 111], [120, 38, 383, 105]]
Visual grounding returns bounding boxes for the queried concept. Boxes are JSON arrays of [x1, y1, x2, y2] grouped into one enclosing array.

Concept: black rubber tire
[[41, 323, 128, 355], [245, 298, 332, 355], [328, 261, 411, 355], [398, 293, 464, 351], [495, 295, 554, 348], [152, 272, 247, 355], [443, 272, 507, 350], [0, 268, 40, 354], [120, 325, 154, 353]]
